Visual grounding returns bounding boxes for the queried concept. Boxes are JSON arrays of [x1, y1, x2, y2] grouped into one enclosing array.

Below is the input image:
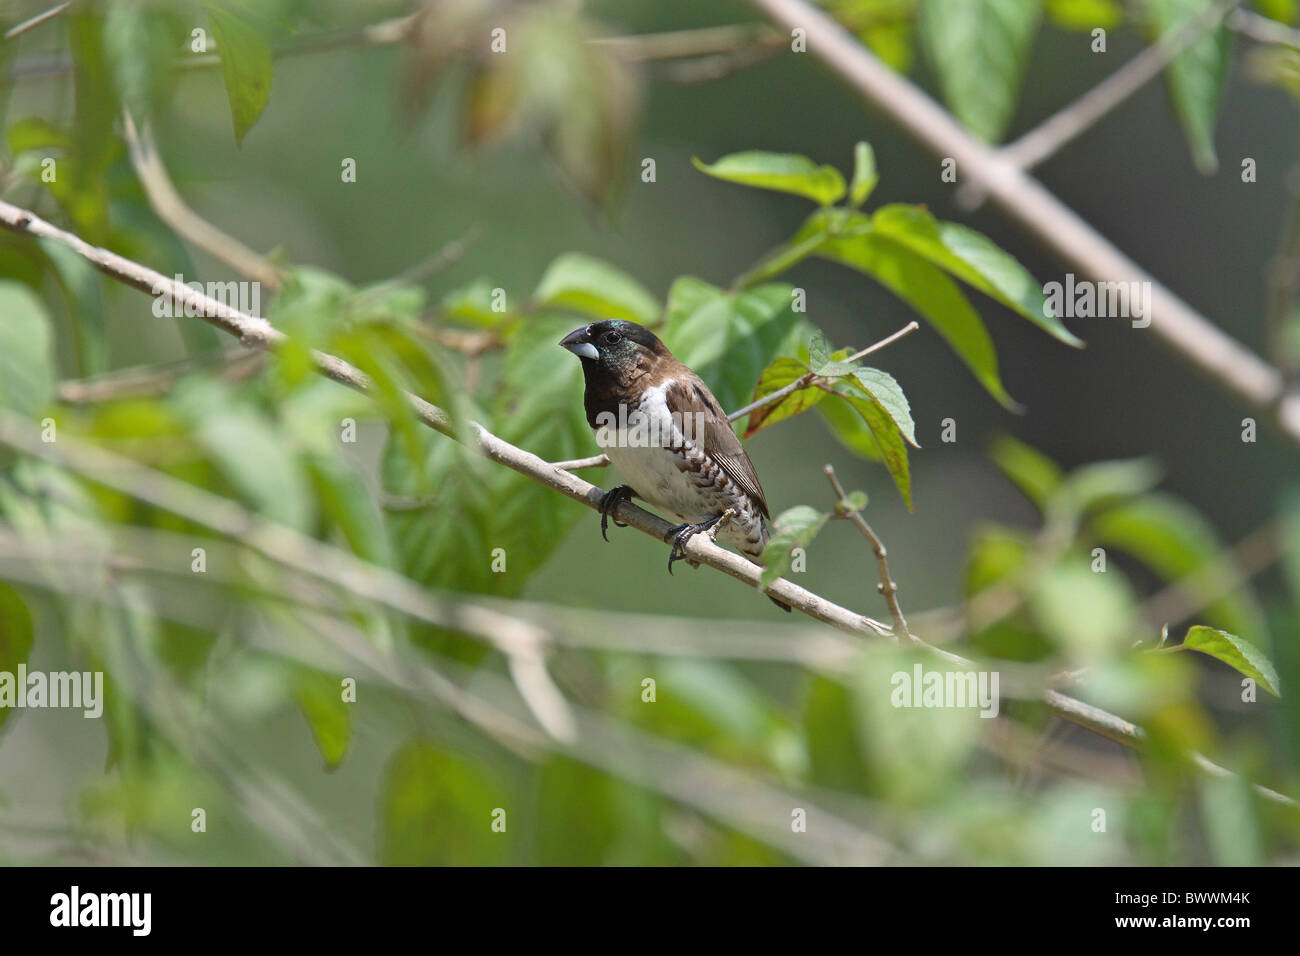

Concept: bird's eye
[[602, 330, 623, 345]]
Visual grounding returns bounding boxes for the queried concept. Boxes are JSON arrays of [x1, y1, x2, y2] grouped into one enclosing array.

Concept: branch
[[122, 114, 286, 290], [727, 320, 919, 425], [824, 464, 913, 642], [3, 16, 787, 83], [971, 0, 1240, 200], [3, 2, 68, 40], [745, 0, 1300, 449], [1229, 8, 1300, 48], [56, 347, 258, 403], [0, 198, 1291, 809]]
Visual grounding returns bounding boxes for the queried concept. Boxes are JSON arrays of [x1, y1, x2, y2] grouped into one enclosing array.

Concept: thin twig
[[728, 321, 919, 424], [1138, 517, 1280, 633], [4, 17, 787, 83], [551, 453, 610, 471], [3, 2, 68, 40], [357, 225, 484, 305], [1229, 7, 1300, 48], [824, 464, 913, 643], [57, 347, 259, 403], [987, 0, 1240, 183]]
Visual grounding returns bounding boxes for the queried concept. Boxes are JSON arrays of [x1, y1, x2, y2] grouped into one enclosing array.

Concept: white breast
[[596, 385, 715, 525]]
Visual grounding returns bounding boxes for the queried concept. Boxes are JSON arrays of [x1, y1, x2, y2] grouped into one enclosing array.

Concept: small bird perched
[[560, 319, 790, 610]]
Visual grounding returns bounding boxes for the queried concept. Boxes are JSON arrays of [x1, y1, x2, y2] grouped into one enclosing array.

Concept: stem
[[824, 464, 914, 643], [728, 321, 919, 425]]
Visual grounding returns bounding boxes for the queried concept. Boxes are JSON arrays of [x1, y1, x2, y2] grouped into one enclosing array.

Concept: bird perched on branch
[[560, 319, 790, 610]]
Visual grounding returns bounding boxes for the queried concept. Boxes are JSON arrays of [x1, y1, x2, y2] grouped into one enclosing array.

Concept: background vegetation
[[0, 0, 1297, 865]]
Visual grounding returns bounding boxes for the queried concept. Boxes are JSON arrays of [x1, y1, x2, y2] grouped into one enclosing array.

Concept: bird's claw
[[665, 513, 725, 574], [599, 485, 635, 541]]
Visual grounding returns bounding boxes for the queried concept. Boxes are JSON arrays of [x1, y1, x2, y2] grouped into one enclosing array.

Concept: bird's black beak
[[560, 326, 599, 360]]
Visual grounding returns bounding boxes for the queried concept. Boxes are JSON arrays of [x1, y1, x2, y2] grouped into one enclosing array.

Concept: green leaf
[[40, 238, 107, 377], [308, 452, 393, 566], [662, 277, 803, 412], [853, 646, 983, 802], [0, 584, 35, 734], [1029, 559, 1138, 663], [1252, 0, 1297, 23], [821, 383, 914, 509], [441, 277, 512, 328], [848, 367, 918, 447], [1140, 0, 1231, 173], [1199, 772, 1262, 865], [817, 390, 883, 462], [532, 252, 660, 323], [871, 205, 1083, 347], [385, 315, 590, 599], [1180, 626, 1280, 696], [533, 758, 621, 865], [65, 9, 115, 242], [692, 151, 847, 205], [808, 333, 860, 378], [1049, 456, 1163, 517], [173, 379, 316, 533], [1091, 494, 1268, 641], [378, 738, 511, 865], [803, 674, 868, 793], [919, 0, 1043, 142], [849, 141, 879, 207], [810, 229, 1017, 408], [294, 669, 351, 770], [1046, 0, 1123, 28], [842, 490, 869, 511], [469, 5, 640, 206], [761, 505, 830, 588], [202, 0, 272, 147], [0, 282, 55, 417], [744, 356, 823, 436], [104, 0, 180, 122], [989, 434, 1063, 509]]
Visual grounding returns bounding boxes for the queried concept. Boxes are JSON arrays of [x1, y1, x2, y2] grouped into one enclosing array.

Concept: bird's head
[[559, 320, 669, 379]]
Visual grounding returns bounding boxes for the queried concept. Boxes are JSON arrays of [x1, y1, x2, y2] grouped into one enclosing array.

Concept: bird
[[560, 319, 790, 611]]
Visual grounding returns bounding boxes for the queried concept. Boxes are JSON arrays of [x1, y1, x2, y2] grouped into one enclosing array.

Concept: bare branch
[[1230, 8, 1300, 48], [3, 2, 68, 40], [824, 464, 913, 643], [57, 347, 258, 403], [550, 453, 611, 471]]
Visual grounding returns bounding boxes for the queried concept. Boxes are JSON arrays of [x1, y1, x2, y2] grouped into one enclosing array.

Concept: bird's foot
[[665, 513, 725, 574], [599, 485, 636, 541]]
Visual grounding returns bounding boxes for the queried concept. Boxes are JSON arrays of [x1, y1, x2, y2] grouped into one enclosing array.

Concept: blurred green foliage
[[0, 0, 1295, 866]]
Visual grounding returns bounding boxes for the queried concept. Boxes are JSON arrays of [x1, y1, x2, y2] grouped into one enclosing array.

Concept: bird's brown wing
[[664, 374, 770, 520]]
